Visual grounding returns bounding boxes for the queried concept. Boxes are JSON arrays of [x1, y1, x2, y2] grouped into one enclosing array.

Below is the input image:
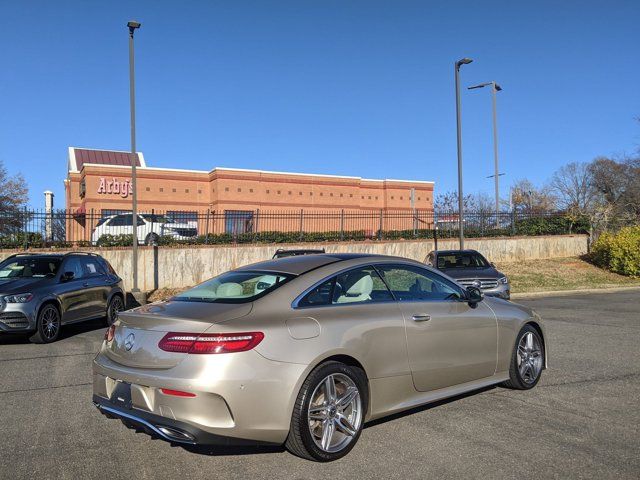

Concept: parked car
[[273, 248, 326, 259], [426, 249, 510, 299], [0, 252, 125, 343], [92, 213, 197, 246], [93, 253, 545, 461]]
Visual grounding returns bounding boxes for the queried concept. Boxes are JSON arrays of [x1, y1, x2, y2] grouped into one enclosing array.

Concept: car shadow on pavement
[[364, 385, 497, 429], [0, 317, 107, 345]]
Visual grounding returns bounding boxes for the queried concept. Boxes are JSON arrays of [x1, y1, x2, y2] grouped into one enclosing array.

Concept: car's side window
[[62, 257, 85, 280], [81, 258, 103, 277], [297, 266, 393, 307], [376, 264, 463, 302]]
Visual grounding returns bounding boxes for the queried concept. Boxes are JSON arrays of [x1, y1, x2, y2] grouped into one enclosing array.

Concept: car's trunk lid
[[104, 300, 252, 369]]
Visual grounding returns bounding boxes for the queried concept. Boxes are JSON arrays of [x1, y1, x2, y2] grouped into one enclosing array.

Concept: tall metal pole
[[454, 58, 472, 250], [491, 82, 500, 228], [128, 21, 141, 296]]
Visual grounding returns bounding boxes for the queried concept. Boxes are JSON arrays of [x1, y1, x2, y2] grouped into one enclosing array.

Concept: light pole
[[469, 81, 503, 227], [455, 57, 472, 250], [128, 20, 143, 303]]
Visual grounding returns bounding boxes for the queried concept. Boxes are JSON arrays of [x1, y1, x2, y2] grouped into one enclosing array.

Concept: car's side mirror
[[61, 271, 75, 282], [466, 286, 484, 305]]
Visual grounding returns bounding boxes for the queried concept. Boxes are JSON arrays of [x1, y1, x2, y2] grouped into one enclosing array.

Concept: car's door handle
[[412, 314, 431, 322]]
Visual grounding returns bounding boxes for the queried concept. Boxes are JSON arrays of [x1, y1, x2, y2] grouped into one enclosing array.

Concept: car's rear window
[[173, 270, 294, 304]]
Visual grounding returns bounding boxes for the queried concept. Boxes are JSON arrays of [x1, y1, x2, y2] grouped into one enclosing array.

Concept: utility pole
[[454, 57, 473, 249], [127, 20, 144, 304]]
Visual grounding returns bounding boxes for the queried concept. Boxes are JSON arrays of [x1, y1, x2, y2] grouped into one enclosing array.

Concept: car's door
[[56, 257, 91, 323], [375, 263, 498, 392], [294, 265, 408, 380], [79, 256, 111, 318]]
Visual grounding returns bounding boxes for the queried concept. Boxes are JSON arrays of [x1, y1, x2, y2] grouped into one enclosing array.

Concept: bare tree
[[0, 161, 29, 235], [549, 162, 595, 213], [433, 190, 476, 212]]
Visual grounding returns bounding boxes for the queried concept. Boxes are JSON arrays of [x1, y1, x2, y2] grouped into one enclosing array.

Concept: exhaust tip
[[157, 425, 196, 442]]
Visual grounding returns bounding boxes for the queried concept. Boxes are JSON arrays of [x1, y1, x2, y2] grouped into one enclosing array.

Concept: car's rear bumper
[[92, 395, 276, 446], [92, 348, 308, 445]]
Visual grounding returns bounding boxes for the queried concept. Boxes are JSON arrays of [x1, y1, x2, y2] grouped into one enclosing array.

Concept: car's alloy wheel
[[106, 295, 124, 326], [30, 304, 61, 344], [308, 373, 363, 453], [503, 324, 544, 390], [286, 361, 367, 462]]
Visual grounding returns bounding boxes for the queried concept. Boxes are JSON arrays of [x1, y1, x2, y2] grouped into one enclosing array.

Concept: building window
[[350, 194, 353, 198], [391, 196, 394, 199], [225, 187, 229, 192], [198, 189, 202, 194], [237, 188, 241, 192], [368, 196, 371, 200], [288, 191, 292, 195], [160, 187, 164, 192], [146, 187, 150, 191], [225, 210, 254, 235], [172, 188, 177, 193], [340, 193, 343, 197], [330, 193, 333, 197], [266, 189, 270, 194], [299, 192, 303, 195], [185, 189, 189, 193], [250, 189, 254, 193], [277, 190, 281, 195]]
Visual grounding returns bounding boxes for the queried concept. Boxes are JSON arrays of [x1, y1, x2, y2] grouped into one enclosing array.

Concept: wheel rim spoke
[[320, 419, 335, 450], [334, 414, 356, 437], [324, 375, 337, 403], [337, 386, 359, 409]]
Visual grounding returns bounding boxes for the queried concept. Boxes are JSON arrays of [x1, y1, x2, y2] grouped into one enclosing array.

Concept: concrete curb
[[511, 285, 640, 299]]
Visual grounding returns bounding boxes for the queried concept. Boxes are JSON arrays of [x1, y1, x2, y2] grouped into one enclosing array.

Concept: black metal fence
[[0, 208, 590, 249]]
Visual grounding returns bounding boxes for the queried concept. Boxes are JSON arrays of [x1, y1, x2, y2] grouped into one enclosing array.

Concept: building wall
[[65, 162, 434, 241]]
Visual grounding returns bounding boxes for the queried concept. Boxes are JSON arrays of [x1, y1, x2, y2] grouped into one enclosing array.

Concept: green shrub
[[590, 226, 640, 277], [515, 215, 589, 236], [0, 232, 45, 249], [95, 234, 134, 247]]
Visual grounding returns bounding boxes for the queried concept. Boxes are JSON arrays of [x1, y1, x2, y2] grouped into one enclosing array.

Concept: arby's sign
[[97, 177, 133, 198]]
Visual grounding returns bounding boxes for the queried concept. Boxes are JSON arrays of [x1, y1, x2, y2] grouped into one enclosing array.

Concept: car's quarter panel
[[484, 298, 549, 373], [398, 299, 498, 391]]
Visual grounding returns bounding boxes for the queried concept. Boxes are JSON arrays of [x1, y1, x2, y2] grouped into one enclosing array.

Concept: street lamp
[[128, 20, 144, 304], [454, 57, 472, 250], [468, 81, 503, 228]]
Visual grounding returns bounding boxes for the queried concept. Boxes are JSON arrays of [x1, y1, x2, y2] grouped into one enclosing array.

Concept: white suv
[[92, 214, 198, 246]]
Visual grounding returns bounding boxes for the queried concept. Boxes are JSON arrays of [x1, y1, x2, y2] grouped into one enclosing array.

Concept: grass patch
[[497, 256, 640, 294]]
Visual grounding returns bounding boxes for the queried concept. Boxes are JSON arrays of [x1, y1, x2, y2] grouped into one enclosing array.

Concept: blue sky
[[0, 0, 638, 208]]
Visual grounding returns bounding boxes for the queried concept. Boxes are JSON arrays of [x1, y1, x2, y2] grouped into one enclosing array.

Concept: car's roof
[[235, 253, 410, 275]]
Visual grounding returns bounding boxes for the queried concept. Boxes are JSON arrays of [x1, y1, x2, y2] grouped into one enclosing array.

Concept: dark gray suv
[[426, 249, 510, 299], [0, 252, 125, 343]]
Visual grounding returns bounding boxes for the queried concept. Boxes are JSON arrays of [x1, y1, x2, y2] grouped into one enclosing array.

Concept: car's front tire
[[29, 303, 61, 344], [285, 361, 367, 462], [502, 324, 544, 390]]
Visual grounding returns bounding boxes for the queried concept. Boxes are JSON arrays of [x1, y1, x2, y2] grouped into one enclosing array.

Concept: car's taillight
[[105, 325, 116, 342], [158, 332, 264, 354]]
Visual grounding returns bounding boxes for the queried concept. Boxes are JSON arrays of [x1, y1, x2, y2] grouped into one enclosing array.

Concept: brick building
[[64, 147, 434, 241]]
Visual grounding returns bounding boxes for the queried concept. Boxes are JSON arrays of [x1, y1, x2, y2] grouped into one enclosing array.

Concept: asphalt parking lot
[[1, 290, 639, 480]]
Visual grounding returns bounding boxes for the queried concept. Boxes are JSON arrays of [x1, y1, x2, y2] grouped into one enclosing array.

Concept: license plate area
[[110, 380, 132, 410]]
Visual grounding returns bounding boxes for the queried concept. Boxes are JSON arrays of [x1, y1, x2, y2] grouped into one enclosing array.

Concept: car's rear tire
[[106, 294, 124, 326], [285, 361, 368, 462], [502, 324, 544, 390], [29, 303, 61, 344]]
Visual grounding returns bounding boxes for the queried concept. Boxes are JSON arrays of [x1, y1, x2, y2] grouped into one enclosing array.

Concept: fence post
[[340, 209, 344, 241], [255, 209, 260, 242], [378, 209, 383, 240], [22, 206, 28, 250], [511, 209, 516, 235], [151, 208, 155, 245], [299, 209, 304, 242], [205, 209, 211, 244]]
